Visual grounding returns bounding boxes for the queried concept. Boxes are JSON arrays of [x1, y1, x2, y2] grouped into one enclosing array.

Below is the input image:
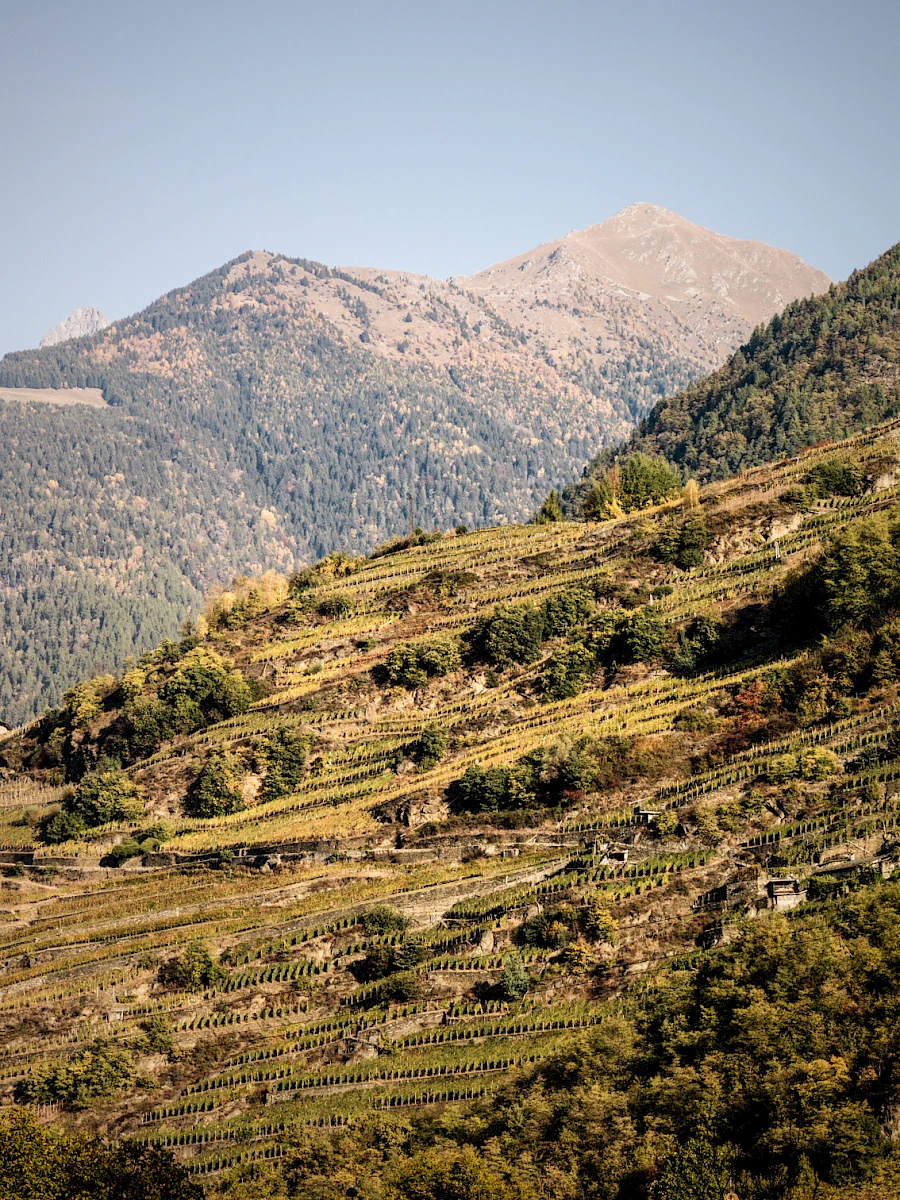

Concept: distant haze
[[1, 0, 897, 357]]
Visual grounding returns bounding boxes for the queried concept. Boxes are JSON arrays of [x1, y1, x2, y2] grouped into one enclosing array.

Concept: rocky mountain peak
[[39, 306, 111, 348]]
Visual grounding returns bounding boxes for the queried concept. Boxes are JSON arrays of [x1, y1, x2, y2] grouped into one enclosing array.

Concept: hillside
[[0, 208, 828, 725], [459, 202, 830, 421], [570, 239, 900, 504], [5, 415, 900, 1196]]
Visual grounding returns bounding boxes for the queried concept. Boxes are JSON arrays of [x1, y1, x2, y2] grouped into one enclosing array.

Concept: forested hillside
[[569, 241, 900, 508], [0, 252, 628, 726], [0, 208, 828, 726], [6, 411, 900, 1196]]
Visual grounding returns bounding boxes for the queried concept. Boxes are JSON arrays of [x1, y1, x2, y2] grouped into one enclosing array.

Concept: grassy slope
[[4, 418, 900, 1186]]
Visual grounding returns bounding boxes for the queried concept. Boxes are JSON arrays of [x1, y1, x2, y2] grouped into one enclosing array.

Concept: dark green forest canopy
[[571, 240, 900, 495]]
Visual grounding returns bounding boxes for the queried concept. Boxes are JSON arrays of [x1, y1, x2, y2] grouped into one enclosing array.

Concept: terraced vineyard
[[5, 416, 900, 1191]]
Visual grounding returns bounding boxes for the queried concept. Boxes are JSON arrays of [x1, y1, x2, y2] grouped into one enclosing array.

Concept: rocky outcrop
[[39, 306, 110, 347]]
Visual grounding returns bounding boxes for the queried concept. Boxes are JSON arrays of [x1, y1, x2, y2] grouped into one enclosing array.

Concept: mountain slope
[[458, 202, 831, 421], [573, 240, 900, 494], [0, 213, 828, 724], [4, 414, 900, 1197]]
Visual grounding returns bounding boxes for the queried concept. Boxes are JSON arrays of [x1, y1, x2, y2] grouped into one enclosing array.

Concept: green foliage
[[806, 459, 866, 499], [652, 1138, 731, 1200], [409, 725, 449, 771], [107, 838, 143, 865], [541, 641, 595, 700], [158, 648, 251, 733], [62, 675, 115, 729], [159, 942, 224, 991], [466, 602, 545, 668], [41, 768, 143, 843], [258, 729, 308, 803], [582, 475, 616, 521], [616, 607, 667, 663], [379, 637, 461, 688], [657, 510, 710, 569], [448, 735, 667, 813], [17, 1039, 135, 1109], [0, 1108, 201, 1200], [361, 906, 410, 936], [533, 489, 563, 523], [138, 1015, 174, 1055], [318, 592, 353, 619], [813, 513, 900, 632], [69, 768, 143, 825], [618, 452, 681, 510], [499, 951, 529, 1001], [188, 751, 245, 818]]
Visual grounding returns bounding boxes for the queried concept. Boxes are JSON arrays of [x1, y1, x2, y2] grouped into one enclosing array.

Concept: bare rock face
[[39, 306, 111, 347]]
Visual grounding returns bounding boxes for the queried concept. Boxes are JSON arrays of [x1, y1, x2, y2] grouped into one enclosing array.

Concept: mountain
[[458, 202, 830, 421], [38, 305, 110, 347], [0, 211, 828, 725], [570, 239, 900, 501], [4, 404, 900, 1196]]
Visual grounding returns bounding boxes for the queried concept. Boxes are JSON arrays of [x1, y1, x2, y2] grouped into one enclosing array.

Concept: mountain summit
[[39, 305, 110, 347], [457, 203, 830, 420]]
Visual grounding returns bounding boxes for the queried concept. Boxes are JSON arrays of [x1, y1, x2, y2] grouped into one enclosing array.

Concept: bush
[[410, 725, 449, 770], [69, 768, 143, 826], [258, 729, 307, 802], [16, 1039, 135, 1109], [532, 490, 562, 523], [107, 839, 143, 865], [499, 951, 529, 1000], [0, 1108, 201, 1198], [541, 641, 595, 700], [158, 648, 251, 733], [616, 607, 667, 663], [361, 905, 410, 936], [41, 809, 89, 844], [618, 452, 681, 511], [159, 943, 224, 991], [380, 637, 461, 688], [188, 752, 245, 818], [467, 603, 545, 668], [318, 592, 353, 619], [657, 511, 710, 569]]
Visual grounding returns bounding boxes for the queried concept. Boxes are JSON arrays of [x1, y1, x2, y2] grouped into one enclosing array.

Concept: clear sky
[[2, 0, 898, 356]]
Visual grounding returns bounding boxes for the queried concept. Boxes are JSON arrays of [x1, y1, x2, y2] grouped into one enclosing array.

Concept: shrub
[[800, 748, 839, 780], [618, 452, 681, 511], [542, 587, 593, 637], [362, 905, 410, 936], [533, 490, 562, 523], [188, 752, 245, 818], [259, 729, 307, 802], [541, 641, 595, 700], [380, 637, 461, 688], [159, 943, 224, 991], [107, 839, 143, 865], [467, 603, 545, 668], [499, 951, 529, 1000], [616, 607, 667, 663], [318, 592, 353, 619], [69, 768, 143, 826], [158, 648, 251, 733], [16, 1039, 135, 1109], [41, 810, 89, 844], [410, 725, 449, 771]]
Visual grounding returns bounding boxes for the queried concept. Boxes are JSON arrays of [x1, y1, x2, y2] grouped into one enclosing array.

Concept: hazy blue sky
[[2, 0, 898, 355]]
